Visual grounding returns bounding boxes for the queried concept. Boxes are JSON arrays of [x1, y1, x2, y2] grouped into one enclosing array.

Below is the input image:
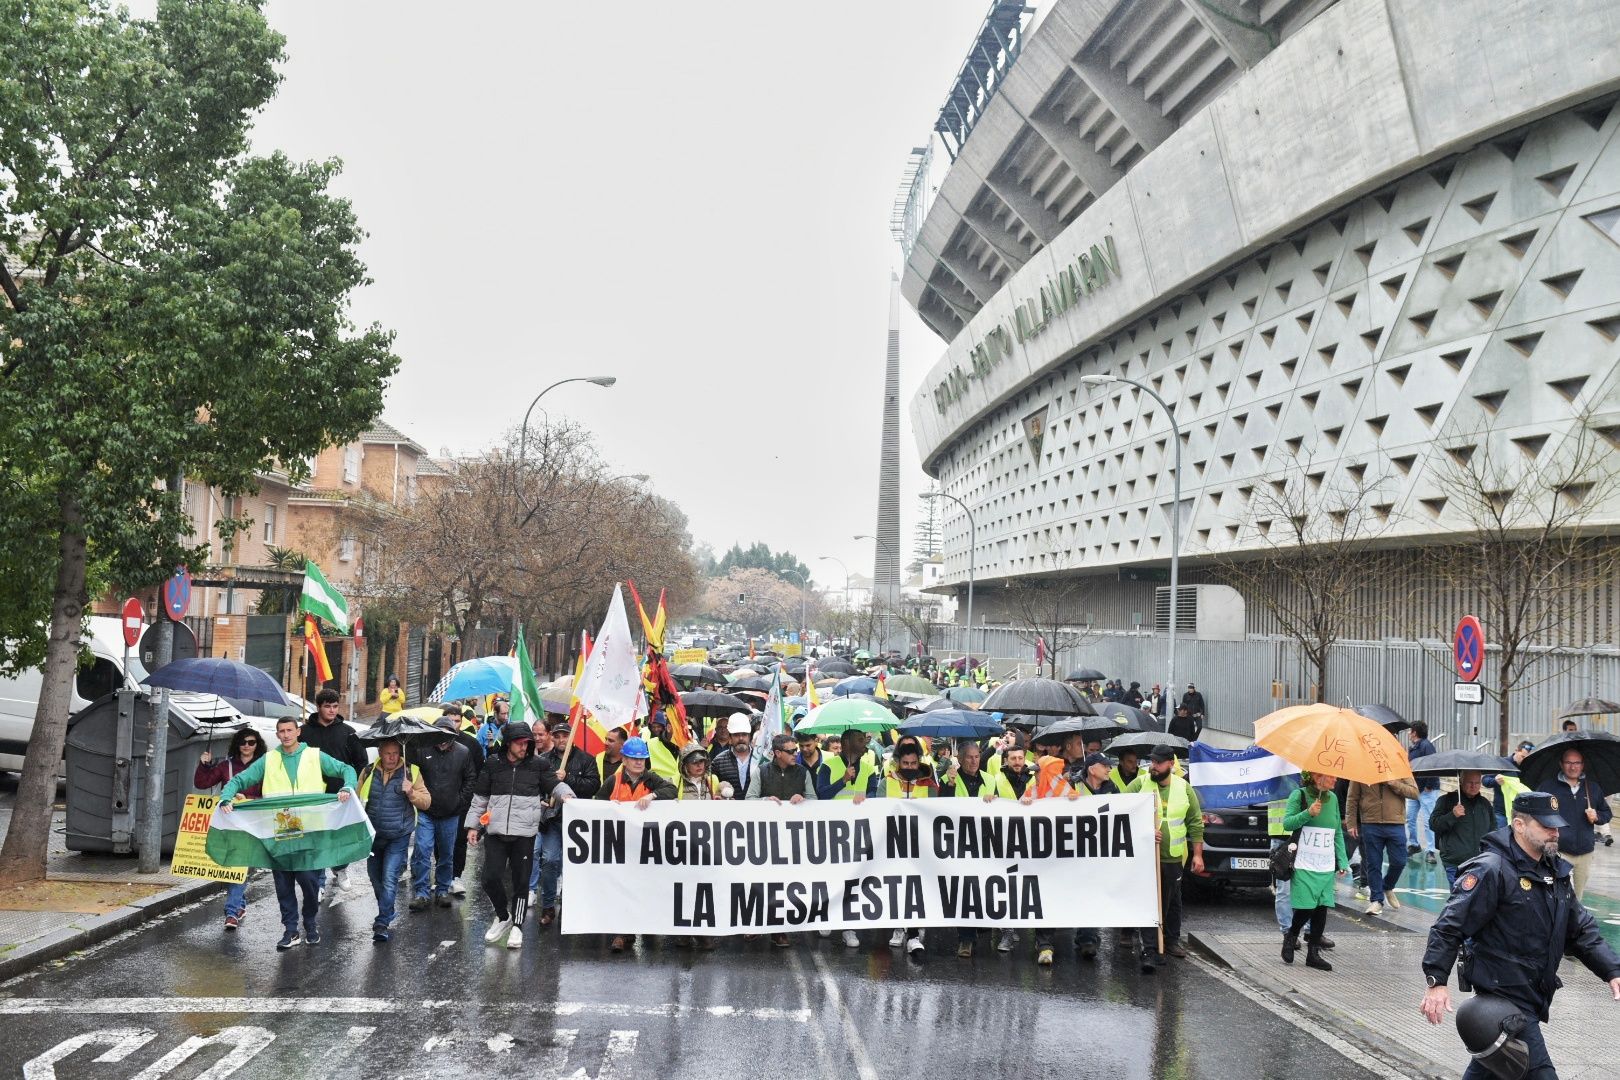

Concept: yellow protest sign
[[770, 643, 803, 657], [671, 648, 709, 665], [170, 793, 248, 883]]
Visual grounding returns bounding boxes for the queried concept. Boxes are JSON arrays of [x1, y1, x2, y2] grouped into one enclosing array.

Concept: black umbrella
[[1353, 703, 1411, 733], [902, 696, 958, 714], [818, 659, 857, 677], [1037, 713, 1138, 741], [1106, 731, 1191, 758], [1520, 730, 1620, 793], [1000, 713, 1044, 731], [356, 716, 442, 742], [1093, 701, 1155, 733], [732, 663, 769, 675], [680, 689, 752, 719], [1559, 696, 1620, 718], [672, 663, 725, 685], [1029, 716, 1098, 746], [729, 675, 769, 692], [1066, 668, 1106, 682], [983, 678, 1095, 717], [1411, 749, 1519, 775]]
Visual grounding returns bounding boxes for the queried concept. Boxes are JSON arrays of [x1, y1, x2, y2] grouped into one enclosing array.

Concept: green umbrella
[[795, 698, 900, 735], [886, 674, 937, 696]]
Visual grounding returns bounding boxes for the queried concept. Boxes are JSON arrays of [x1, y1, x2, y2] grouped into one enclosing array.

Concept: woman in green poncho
[[1281, 769, 1349, 972]]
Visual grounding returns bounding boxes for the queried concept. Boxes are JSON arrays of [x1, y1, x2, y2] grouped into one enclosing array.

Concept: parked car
[[1191, 801, 1277, 892]]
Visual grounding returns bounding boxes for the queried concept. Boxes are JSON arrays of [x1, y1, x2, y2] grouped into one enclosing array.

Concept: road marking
[[425, 939, 456, 963], [787, 952, 841, 1078], [341, 1025, 375, 1051], [127, 1025, 275, 1080], [808, 951, 880, 1080], [1187, 954, 1417, 1080], [571, 1030, 636, 1080], [24, 1029, 155, 1079], [0, 997, 810, 1022]]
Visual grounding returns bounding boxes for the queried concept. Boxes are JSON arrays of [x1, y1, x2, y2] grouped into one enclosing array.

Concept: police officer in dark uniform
[[1420, 791, 1620, 1077]]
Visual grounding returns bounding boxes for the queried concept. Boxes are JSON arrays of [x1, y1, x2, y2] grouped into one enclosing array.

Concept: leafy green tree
[[0, 0, 399, 882], [711, 541, 810, 583]]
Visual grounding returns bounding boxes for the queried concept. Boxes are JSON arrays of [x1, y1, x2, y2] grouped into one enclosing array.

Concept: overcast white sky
[[229, 0, 993, 591]]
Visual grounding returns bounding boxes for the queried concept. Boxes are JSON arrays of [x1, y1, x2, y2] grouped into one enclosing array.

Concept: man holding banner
[[1141, 746, 1204, 973], [213, 716, 362, 951]]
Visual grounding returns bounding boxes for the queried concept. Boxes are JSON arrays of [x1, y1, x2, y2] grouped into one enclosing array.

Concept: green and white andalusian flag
[[301, 561, 349, 631], [509, 626, 544, 727], [205, 793, 374, 871]]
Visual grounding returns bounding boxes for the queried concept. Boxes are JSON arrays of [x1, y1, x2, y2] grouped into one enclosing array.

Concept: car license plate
[[1231, 857, 1270, 870]]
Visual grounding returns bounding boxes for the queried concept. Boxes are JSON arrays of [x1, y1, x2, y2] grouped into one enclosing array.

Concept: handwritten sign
[[170, 794, 248, 883], [1295, 826, 1337, 874], [671, 648, 709, 665]]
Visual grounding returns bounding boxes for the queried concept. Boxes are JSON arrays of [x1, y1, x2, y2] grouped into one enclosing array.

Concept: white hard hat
[[727, 712, 753, 735]]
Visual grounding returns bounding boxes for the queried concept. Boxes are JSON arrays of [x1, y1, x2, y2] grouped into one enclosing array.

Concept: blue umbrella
[[143, 657, 289, 705], [832, 676, 876, 697], [898, 710, 1005, 739], [430, 655, 517, 701]]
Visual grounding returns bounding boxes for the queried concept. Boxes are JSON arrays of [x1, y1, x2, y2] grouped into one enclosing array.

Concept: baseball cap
[[1513, 791, 1568, 828], [1080, 752, 1110, 770], [1149, 745, 1178, 763], [550, 720, 572, 736]]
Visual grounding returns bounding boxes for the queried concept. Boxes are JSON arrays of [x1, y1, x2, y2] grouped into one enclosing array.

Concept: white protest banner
[[560, 793, 1157, 935], [1295, 826, 1337, 874]]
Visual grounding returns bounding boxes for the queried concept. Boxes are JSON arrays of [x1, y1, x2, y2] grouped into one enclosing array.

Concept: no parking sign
[[1454, 615, 1483, 682]]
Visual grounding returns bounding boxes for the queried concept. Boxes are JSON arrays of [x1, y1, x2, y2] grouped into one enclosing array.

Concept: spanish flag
[[805, 663, 821, 708], [304, 615, 333, 683]]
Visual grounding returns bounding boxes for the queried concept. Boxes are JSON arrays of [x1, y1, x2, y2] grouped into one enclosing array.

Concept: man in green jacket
[[1140, 745, 1204, 973], [1431, 770, 1498, 889], [219, 716, 358, 951]]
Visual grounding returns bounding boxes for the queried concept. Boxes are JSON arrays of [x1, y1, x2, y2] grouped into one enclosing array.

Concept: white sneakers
[[842, 931, 861, 948], [888, 929, 905, 948], [506, 926, 523, 950], [528, 890, 537, 907], [484, 917, 514, 944], [450, 877, 466, 897], [1366, 900, 1384, 916], [906, 932, 925, 956], [1385, 892, 1402, 910]]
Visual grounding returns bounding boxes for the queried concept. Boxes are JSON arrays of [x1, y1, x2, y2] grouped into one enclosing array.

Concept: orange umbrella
[[1254, 705, 1413, 785]]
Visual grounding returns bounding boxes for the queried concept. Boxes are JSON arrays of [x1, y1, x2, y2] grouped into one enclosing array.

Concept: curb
[[0, 878, 221, 983], [1186, 927, 1447, 1080]]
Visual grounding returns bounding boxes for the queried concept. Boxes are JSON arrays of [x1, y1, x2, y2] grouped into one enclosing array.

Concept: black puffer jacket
[[300, 714, 368, 795], [410, 739, 476, 819]]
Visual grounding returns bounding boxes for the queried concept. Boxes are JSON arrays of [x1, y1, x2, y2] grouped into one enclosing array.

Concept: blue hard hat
[[622, 736, 652, 760]]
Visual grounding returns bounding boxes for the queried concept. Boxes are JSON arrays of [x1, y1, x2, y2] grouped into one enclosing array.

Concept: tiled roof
[[359, 419, 427, 454]]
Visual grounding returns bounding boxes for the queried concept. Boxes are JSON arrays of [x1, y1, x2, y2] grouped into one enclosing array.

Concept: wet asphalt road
[[2, 871, 1400, 1079]]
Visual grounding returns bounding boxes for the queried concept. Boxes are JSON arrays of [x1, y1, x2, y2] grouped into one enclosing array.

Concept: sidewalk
[[0, 787, 219, 982], [1190, 846, 1620, 1080]]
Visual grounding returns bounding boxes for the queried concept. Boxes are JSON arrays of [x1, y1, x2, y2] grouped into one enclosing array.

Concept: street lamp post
[[922, 491, 975, 664], [781, 568, 810, 642], [1082, 373, 1182, 712], [855, 533, 902, 655], [517, 375, 617, 463], [817, 556, 851, 647]]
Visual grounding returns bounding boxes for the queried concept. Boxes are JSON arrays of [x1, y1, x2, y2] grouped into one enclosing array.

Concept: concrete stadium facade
[[907, 0, 1620, 645]]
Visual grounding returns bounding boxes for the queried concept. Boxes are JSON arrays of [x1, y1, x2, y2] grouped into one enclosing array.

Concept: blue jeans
[[1407, 789, 1439, 850], [412, 814, 459, 898], [223, 880, 247, 919], [368, 832, 411, 928], [1461, 1012, 1555, 1079], [273, 869, 321, 933], [1444, 864, 1459, 889], [1360, 823, 1409, 903], [528, 825, 563, 907]]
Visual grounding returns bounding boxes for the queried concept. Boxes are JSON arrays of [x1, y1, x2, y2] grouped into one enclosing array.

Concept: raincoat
[[1282, 783, 1348, 909]]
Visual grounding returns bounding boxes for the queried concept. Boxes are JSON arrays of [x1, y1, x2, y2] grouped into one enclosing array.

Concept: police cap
[[1512, 791, 1568, 829]]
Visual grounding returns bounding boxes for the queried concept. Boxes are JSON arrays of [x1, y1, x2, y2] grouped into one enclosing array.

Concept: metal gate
[[244, 614, 287, 680], [406, 626, 426, 706]]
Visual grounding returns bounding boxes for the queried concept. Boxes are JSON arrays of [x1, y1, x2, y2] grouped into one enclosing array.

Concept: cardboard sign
[[1295, 825, 1337, 874], [671, 648, 710, 665], [170, 793, 248, 883]]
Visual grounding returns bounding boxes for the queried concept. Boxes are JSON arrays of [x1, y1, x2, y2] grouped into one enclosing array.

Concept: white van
[[0, 616, 243, 774]]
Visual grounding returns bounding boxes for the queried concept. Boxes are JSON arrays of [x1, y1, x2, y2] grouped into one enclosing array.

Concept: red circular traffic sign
[[162, 567, 192, 622], [1454, 615, 1484, 682], [120, 597, 143, 647]]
